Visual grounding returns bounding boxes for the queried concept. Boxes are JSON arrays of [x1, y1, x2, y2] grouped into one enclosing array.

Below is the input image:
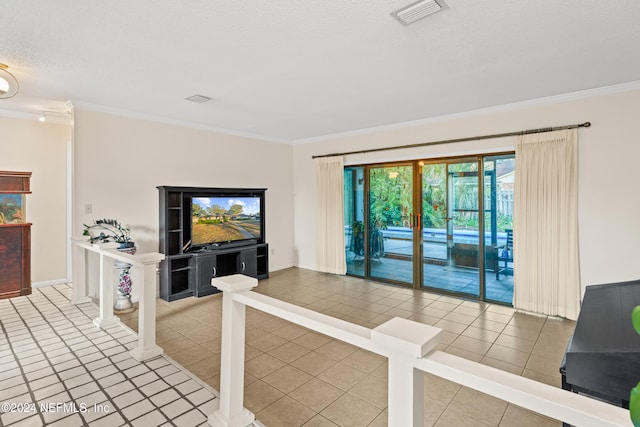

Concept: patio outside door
[[344, 154, 514, 304], [368, 164, 414, 285], [422, 160, 481, 297]]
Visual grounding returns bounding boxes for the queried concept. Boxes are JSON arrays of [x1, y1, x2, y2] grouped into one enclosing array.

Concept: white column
[[130, 255, 165, 361], [70, 238, 91, 304], [93, 251, 119, 328], [371, 317, 442, 427], [208, 275, 258, 427], [387, 357, 425, 426]]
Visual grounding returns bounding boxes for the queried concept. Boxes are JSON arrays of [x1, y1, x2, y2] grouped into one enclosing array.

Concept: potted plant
[[83, 218, 136, 313], [83, 218, 134, 249], [350, 220, 364, 256]]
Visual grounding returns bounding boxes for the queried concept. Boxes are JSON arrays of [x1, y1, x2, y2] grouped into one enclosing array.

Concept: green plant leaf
[[631, 382, 640, 426], [632, 306, 640, 335]]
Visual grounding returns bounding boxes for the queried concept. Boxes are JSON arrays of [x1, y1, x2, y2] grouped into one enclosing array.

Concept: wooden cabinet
[[240, 247, 258, 278], [0, 171, 32, 299], [194, 252, 218, 297], [192, 244, 267, 298], [159, 255, 193, 301], [158, 186, 269, 301]]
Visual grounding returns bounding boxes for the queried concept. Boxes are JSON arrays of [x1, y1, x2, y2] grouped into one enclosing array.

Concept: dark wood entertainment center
[[158, 186, 268, 301]]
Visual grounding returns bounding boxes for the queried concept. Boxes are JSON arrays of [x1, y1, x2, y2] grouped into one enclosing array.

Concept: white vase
[[114, 244, 136, 313], [114, 290, 134, 312]]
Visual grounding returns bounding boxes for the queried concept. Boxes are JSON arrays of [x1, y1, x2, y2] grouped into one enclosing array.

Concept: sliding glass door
[[368, 164, 414, 285], [344, 167, 365, 276], [344, 153, 514, 304], [482, 155, 515, 303], [422, 159, 481, 297]]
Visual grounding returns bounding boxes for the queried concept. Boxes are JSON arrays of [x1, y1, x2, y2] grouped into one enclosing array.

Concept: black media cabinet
[[158, 186, 268, 302]]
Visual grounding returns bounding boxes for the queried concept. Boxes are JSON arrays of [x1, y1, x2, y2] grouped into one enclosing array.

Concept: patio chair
[[497, 229, 513, 280]]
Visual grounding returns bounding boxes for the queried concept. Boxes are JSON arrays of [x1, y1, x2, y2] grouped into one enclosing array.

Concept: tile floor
[[0, 284, 219, 427], [116, 267, 574, 427]]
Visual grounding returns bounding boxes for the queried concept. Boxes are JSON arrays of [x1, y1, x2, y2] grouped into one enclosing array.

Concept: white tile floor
[[1, 268, 576, 426], [0, 284, 218, 427]]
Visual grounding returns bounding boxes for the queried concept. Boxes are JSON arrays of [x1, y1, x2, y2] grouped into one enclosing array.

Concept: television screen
[[190, 196, 262, 246]]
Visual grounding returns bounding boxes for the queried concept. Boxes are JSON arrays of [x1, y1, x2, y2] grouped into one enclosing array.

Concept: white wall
[[73, 108, 295, 298], [293, 84, 640, 293], [0, 115, 70, 285]]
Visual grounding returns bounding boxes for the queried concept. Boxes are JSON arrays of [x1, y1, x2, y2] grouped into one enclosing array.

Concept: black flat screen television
[[188, 195, 263, 250]]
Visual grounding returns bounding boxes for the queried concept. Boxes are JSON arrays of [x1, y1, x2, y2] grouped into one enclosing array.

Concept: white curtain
[[513, 129, 580, 320], [315, 156, 347, 275]]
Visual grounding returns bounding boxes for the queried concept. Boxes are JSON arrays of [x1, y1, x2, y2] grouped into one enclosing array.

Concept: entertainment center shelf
[[158, 186, 268, 302]]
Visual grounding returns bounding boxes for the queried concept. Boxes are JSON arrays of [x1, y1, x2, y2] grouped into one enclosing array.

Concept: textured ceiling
[[1, 1, 640, 142]]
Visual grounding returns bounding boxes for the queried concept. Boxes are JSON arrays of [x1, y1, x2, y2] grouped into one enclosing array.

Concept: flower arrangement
[[84, 219, 137, 301], [83, 218, 133, 247]]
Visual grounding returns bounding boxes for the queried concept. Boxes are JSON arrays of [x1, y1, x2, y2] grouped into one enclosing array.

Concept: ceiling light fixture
[[38, 112, 46, 122], [0, 64, 19, 99], [391, 0, 448, 26]]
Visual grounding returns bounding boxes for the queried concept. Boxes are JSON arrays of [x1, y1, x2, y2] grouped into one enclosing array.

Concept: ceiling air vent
[[391, 0, 447, 26], [186, 94, 212, 103]]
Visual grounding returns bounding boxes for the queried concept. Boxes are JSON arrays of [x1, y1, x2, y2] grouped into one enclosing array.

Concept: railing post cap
[[372, 317, 442, 358], [212, 274, 258, 292]]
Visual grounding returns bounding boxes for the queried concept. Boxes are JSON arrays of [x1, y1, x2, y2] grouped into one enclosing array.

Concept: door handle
[[213, 267, 216, 277], [242, 262, 246, 271]]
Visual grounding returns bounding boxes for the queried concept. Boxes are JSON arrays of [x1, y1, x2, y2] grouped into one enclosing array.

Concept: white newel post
[[70, 237, 92, 305], [130, 254, 165, 362], [371, 317, 442, 427], [93, 250, 119, 328], [208, 274, 258, 427]]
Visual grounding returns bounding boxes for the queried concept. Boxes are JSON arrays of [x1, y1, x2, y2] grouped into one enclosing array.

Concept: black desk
[[561, 279, 640, 409]]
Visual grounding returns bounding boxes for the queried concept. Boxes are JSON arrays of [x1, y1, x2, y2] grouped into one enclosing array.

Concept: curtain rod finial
[[583, 122, 591, 128]]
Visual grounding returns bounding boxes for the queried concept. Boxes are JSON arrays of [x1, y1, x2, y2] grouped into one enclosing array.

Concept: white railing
[[208, 274, 633, 427], [71, 237, 165, 362]]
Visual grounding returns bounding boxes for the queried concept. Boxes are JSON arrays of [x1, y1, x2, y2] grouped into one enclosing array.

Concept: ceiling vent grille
[[186, 94, 212, 103], [391, 0, 447, 26]]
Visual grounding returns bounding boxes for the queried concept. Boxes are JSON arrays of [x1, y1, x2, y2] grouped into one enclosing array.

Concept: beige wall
[[293, 84, 640, 293], [73, 109, 295, 284], [0, 115, 70, 285], [4, 83, 638, 297]]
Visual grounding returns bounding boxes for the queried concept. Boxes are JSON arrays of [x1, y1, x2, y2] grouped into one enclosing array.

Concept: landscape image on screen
[[191, 197, 261, 245]]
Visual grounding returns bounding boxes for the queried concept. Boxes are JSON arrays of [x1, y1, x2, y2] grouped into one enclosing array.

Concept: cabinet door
[[195, 254, 219, 296], [240, 248, 258, 278], [0, 226, 25, 298]]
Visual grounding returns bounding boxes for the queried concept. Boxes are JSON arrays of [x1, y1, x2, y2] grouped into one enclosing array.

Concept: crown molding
[[0, 107, 72, 124], [71, 100, 291, 145], [294, 80, 640, 145]]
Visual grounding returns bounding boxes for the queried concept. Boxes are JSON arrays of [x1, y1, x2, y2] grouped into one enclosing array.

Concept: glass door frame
[[365, 161, 416, 287], [344, 151, 514, 304], [419, 156, 485, 299]]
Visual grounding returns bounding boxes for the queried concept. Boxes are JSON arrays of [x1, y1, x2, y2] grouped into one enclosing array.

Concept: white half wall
[[73, 108, 295, 299], [293, 85, 640, 294], [0, 115, 70, 285]]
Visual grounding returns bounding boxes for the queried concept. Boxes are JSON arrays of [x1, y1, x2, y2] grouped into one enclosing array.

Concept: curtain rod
[[311, 121, 591, 159]]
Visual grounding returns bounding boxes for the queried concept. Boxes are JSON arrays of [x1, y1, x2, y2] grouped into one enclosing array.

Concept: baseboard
[[268, 263, 296, 273], [32, 278, 68, 289], [294, 263, 317, 272]]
